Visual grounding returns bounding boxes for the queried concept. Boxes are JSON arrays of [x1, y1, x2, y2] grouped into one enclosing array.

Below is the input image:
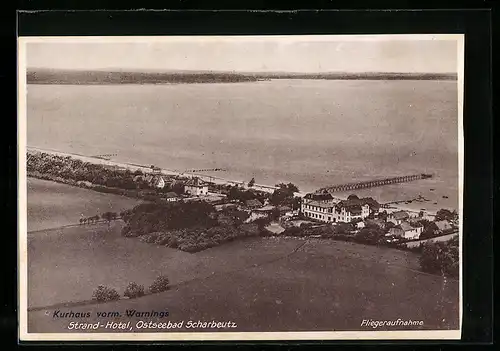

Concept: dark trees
[[419, 236, 459, 277], [435, 209, 457, 222]]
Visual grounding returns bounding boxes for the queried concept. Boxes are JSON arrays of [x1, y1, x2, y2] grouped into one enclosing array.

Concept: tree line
[[27, 152, 187, 197], [225, 181, 300, 209], [27, 69, 261, 85], [120, 201, 270, 252], [79, 211, 119, 226], [420, 235, 459, 278]]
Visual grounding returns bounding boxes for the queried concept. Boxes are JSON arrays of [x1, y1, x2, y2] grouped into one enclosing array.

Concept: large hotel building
[[300, 192, 380, 223]]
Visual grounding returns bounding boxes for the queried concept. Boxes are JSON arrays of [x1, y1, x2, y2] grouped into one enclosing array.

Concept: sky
[[26, 37, 459, 73]]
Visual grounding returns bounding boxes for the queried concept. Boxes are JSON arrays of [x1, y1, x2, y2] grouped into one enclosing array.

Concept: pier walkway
[[316, 173, 433, 193]]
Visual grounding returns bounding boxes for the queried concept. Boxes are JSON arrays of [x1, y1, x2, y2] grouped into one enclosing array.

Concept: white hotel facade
[[301, 192, 377, 223], [301, 201, 337, 222]]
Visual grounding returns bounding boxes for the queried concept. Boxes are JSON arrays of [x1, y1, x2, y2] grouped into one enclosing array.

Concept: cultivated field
[[27, 177, 143, 232], [27, 223, 459, 333]]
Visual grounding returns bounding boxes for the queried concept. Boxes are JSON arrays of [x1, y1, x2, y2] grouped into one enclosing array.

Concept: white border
[[18, 35, 29, 343], [18, 34, 464, 341], [457, 34, 465, 336], [18, 34, 462, 43], [21, 330, 460, 341]]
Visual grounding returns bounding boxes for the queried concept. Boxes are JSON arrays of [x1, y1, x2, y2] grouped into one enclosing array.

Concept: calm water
[[27, 79, 459, 211]]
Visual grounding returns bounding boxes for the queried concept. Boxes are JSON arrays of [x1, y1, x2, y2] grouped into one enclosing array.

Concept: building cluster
[[300, 191, 454, 241], [301, 192, 378, 223], [51, 149, 455, 244], [132, 173, 209, 202]]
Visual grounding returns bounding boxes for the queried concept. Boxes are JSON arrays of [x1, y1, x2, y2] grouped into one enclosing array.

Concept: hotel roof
[[391, 210, 410, 220], [184, 177, 207, 187], [363, 197, 381, 209], [338, 195, 378, 207], [306, 200, 336, 208], [305, 192, 334, 201]]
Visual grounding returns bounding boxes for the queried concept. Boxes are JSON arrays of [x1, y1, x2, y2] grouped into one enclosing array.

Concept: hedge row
[[92, 276, 170, 302]]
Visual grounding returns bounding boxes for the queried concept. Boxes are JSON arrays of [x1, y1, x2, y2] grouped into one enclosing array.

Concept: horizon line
[[26, 67, 458, 76]]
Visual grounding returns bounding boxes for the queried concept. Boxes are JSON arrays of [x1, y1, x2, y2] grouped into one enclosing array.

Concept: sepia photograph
[[18, 34, 464, 341]]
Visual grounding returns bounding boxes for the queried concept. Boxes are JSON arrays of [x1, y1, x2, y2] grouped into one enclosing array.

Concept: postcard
[[18, 34, 464, 341]]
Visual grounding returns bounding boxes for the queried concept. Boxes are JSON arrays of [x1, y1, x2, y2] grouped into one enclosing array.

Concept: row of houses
[[134, 174, 209, 197], [300, 191, 454, 241], [383, 217, 453, 240]]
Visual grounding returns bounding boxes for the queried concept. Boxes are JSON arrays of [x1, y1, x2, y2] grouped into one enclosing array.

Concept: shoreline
[[26, 146, 436, 215], [26, 146, 295, 195]]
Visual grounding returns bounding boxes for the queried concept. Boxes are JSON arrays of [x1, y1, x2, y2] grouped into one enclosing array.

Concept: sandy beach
[[27, 146, 280, 192]]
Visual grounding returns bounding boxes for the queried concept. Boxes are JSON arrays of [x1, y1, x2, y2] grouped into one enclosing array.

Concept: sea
[[26, 79, 460, 213]]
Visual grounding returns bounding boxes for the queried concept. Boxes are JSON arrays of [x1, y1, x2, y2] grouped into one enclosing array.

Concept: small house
[[434, 220, 453, 233], [245, 199, 263, 209], [387, 210, 410, 225], [356, 221, 365, 229], [400, 221, 424, 239], [184, 177, 209, 196], [150, 175, 166, 189], [389, 221, 423, 240], [164, 192, 180, 202]]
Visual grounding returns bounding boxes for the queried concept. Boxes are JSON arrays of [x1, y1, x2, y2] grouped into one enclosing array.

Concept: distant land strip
[[26, 69, 458, 85]]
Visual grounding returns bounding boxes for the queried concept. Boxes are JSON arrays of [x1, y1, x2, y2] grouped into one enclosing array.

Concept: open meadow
[[27, 177, 143, 232], [27, 217, 459, 333]]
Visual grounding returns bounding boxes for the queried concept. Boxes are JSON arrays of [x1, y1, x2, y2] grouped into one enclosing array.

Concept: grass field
[[27, 223, 459, 333], [26, 178, 459, 333], [27, 177, 143, 232], [27, 221, 304, 309]]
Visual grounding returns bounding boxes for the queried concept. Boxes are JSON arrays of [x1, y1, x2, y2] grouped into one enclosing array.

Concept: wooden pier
[[316, 173, 433, 193]]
